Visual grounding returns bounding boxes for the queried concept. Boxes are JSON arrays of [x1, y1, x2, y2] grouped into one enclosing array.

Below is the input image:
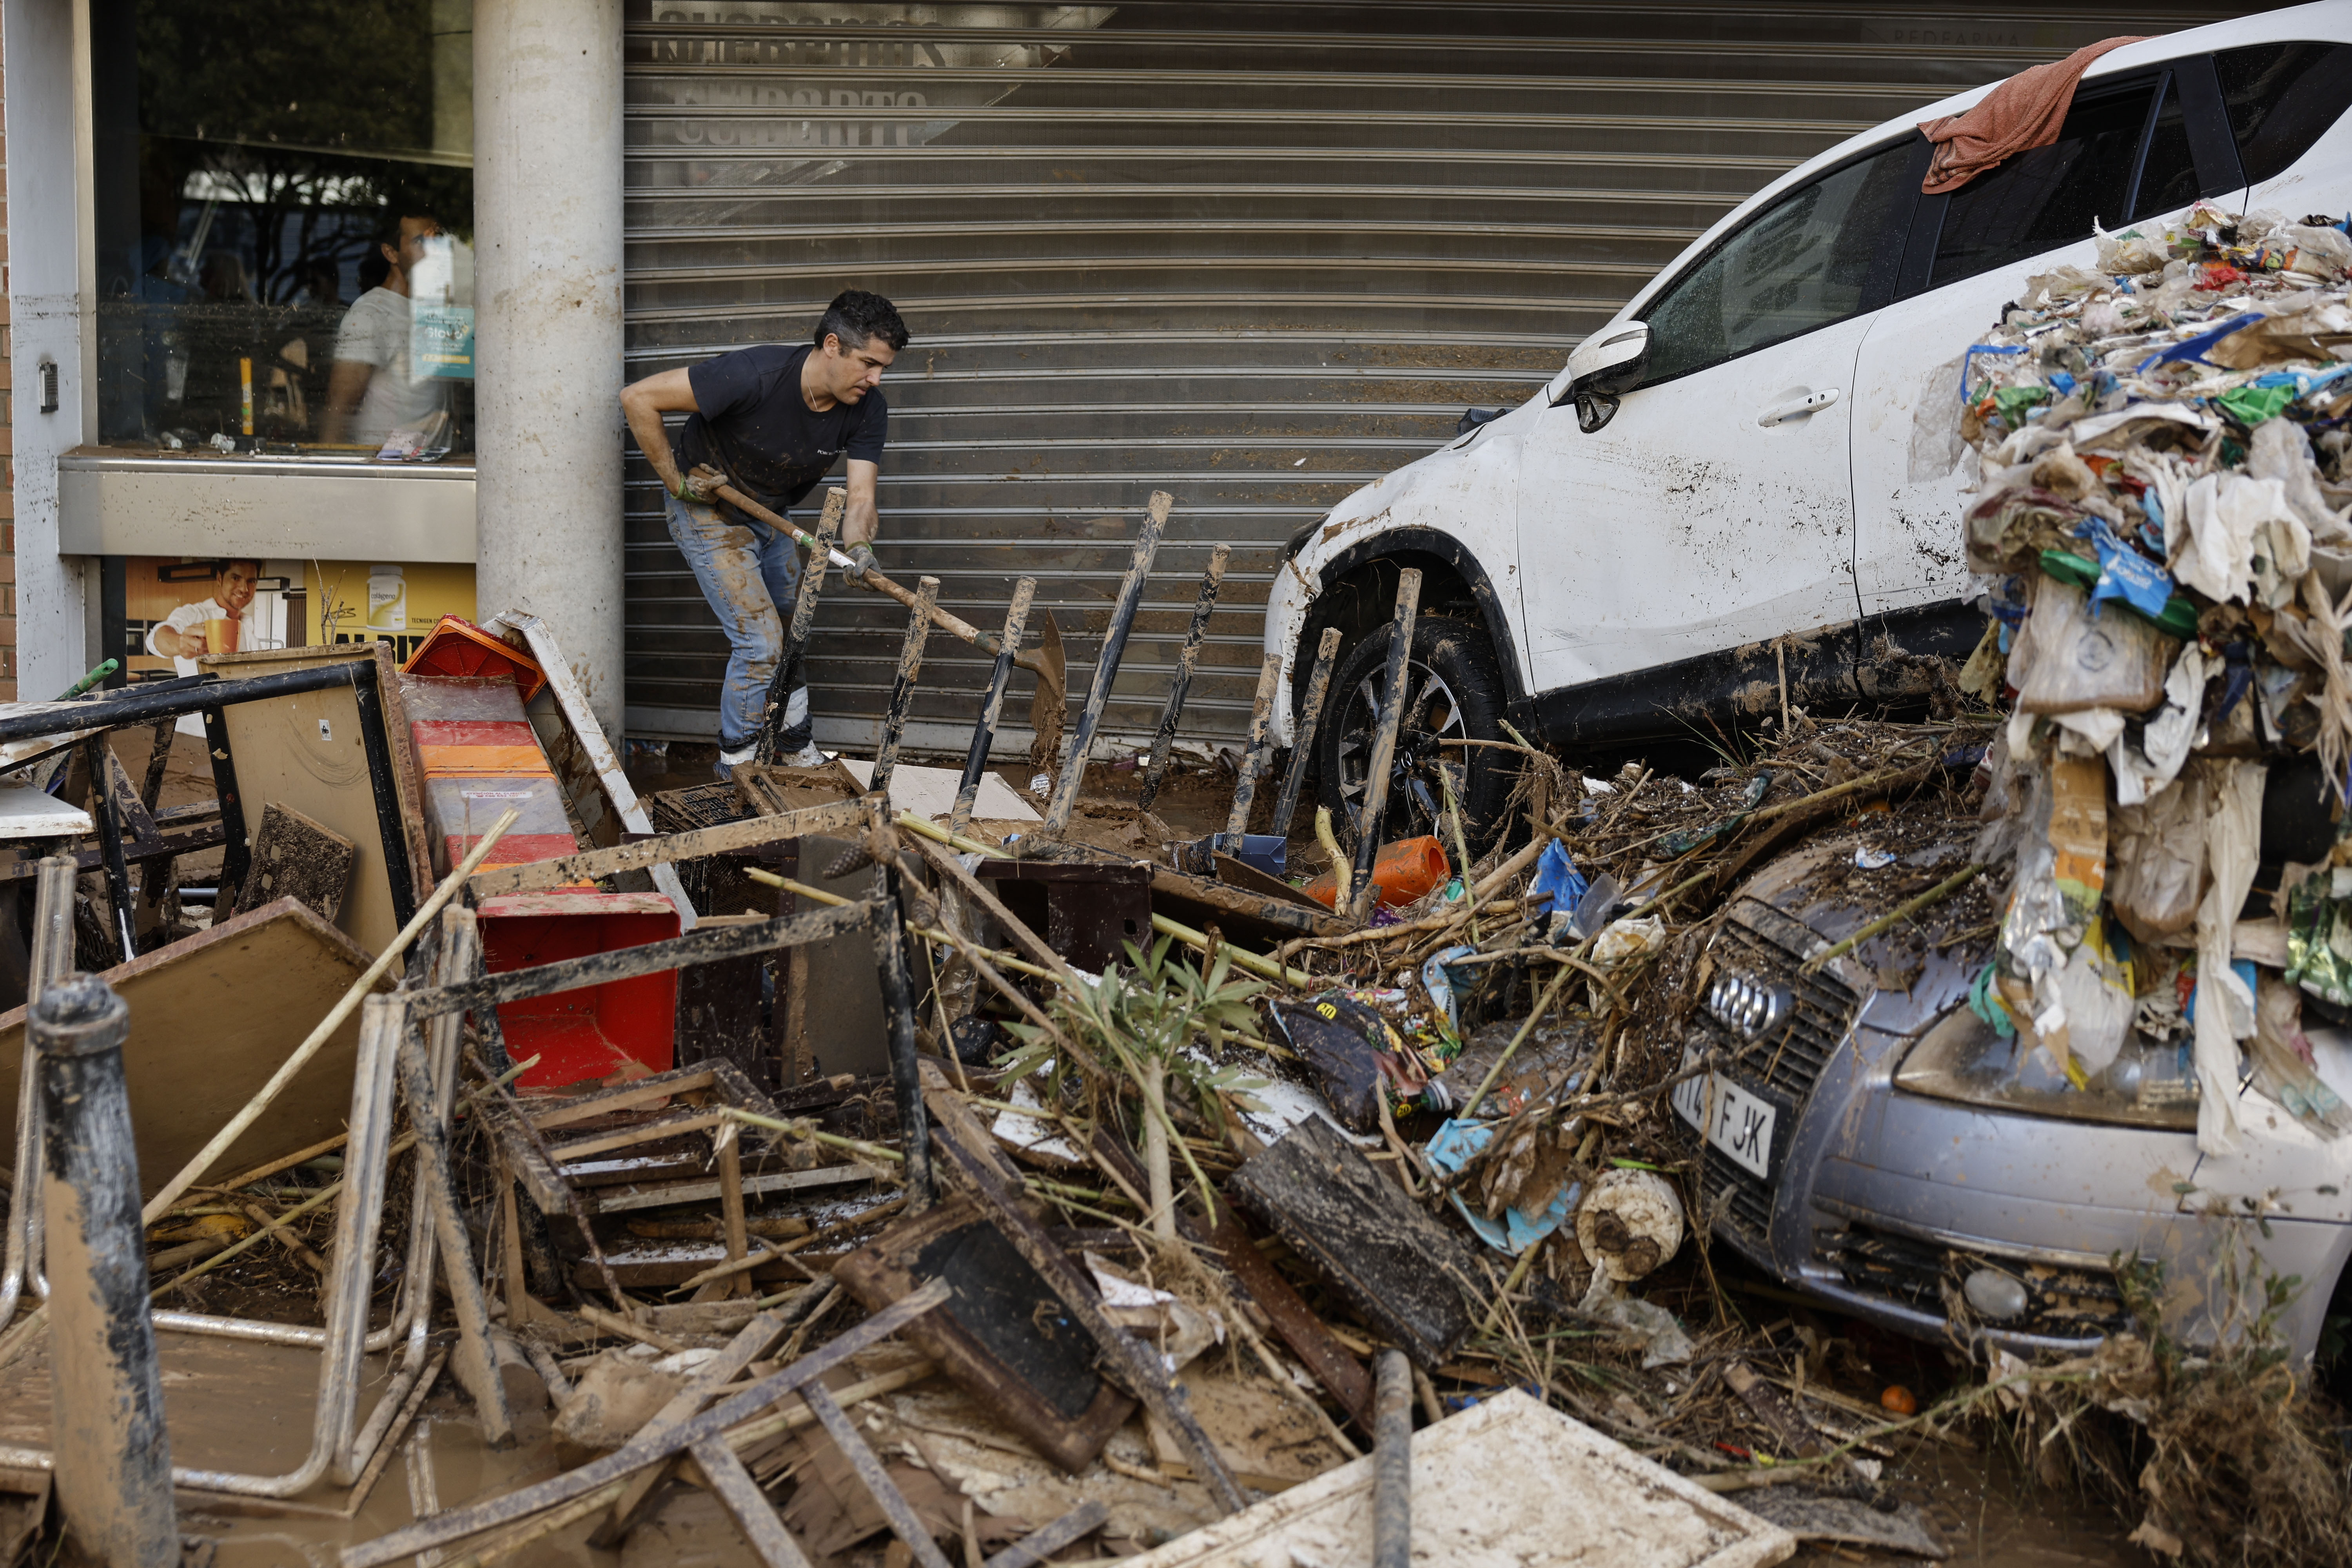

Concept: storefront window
[[90, 0, 474, 458]]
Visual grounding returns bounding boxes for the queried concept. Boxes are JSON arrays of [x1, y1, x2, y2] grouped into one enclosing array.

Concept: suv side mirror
[[1548, 321, 1650, 433]]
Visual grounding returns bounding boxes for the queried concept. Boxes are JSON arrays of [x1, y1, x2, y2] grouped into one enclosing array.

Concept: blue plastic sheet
[[1526, 840, 1588, 924], [1424, 1119, 1581, 1254], [2086, 519, 2176, 622]]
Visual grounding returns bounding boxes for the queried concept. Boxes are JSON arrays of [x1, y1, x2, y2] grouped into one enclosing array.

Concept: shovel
[[712, 480, 1067, 708]]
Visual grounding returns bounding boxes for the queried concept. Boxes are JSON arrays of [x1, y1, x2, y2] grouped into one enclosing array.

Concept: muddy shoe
[[712, 745, 755, 780], [780, 744, 828, 768]]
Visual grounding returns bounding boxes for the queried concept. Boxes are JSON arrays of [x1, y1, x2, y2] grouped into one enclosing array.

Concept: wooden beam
[[466, 797, 875, 898]]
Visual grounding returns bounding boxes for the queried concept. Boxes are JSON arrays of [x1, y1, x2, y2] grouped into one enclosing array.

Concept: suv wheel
[[1316, 615, 1514, 850]]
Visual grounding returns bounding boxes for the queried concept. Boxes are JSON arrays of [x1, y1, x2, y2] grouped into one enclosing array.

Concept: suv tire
[[1315, 615, 1515, 851]]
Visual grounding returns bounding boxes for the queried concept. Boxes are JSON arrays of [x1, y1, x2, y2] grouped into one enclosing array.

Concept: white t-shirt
[[335, 288, 446, 444], [146, 598, 259, 678]]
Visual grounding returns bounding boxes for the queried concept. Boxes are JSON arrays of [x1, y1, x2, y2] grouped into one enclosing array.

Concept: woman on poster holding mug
[[146, 559, 261, 676]]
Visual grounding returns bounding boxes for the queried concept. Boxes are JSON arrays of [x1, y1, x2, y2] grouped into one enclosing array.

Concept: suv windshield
[[1639, 138, 1913, 386]]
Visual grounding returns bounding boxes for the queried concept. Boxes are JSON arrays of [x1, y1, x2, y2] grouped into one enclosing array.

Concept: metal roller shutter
[[621, 2, 2233, 755]]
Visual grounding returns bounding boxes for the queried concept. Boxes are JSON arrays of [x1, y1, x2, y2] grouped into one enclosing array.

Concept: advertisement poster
[[111, 557, 479, 685], [309, 560, 479, 665]]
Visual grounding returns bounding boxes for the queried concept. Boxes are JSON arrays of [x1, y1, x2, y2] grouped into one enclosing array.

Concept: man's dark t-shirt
[[677, 344, 887, 521]]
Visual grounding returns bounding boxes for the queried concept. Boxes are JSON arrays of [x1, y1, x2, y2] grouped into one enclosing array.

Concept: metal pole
[[1222, 651, 1285, 840], [350, 671, 422, 934], [869, 577, 939, 805], [950, 579, 1034, 842], [1270, 626, 1344, 843], [2, 857, 81, 1322], [871, 865, 934, 1211], [756, 488, 846, 765], [1372, 1348, 1412, 1568], [199, 704, 252, 911], [1136, 543, 1229, 816], [1043, 492, 1171, 835], [1348, 570, 1421, 924], [34, 975, 178, 1568], [83, 739, 136, 966]]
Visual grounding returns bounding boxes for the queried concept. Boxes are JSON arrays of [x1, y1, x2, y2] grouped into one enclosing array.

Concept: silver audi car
[[1677, 828, 2352, 1363]]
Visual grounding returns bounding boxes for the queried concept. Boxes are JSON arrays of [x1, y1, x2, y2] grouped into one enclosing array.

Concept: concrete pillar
[[472, 0, 627, 737]]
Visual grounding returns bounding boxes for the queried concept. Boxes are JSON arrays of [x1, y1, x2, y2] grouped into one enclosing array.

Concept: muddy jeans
[[666, 492, 811, 755]]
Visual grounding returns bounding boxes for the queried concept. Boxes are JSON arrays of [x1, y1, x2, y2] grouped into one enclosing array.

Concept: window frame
[[1893, 56, 2244, 303], [1632, 134, 1924, 392]]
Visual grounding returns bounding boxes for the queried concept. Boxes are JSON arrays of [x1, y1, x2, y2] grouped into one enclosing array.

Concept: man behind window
[[620, 289, 906, 776], [321, 213, 449, 448]]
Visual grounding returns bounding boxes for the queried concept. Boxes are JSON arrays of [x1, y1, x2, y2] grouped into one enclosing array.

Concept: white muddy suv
[[1266, 4, 2352, 844]]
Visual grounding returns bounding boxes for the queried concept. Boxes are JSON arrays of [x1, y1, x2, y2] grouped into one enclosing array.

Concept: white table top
[[0, 782, 93, 839]]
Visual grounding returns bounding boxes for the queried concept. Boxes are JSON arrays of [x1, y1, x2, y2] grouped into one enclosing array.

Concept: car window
[[2132, 73, 2203, 220], [2215, 40, 2352, 187], [1638, 139, 1914, 386], [1931, 76, 2156, 288]]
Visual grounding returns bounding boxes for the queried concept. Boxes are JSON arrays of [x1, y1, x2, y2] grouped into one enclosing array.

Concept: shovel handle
[[712, 482, 1054, 681]]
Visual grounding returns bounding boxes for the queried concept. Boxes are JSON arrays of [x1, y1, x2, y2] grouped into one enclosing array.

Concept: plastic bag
[[2014, 577, 2175, 715], [1525, 839, 1588, 931], [1267, 992, 1426, 1132], [2107, 769, 2210, 942], [2093, 220, 2169, 276]]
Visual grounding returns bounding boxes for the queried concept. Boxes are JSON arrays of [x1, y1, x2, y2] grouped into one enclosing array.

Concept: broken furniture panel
[[675, 912, 773, 1094], [230, 801, 358, 923], [1227, 1117, 1483, 1370], [973, 859, 1151, 973], [477, 891, 682, 1091], [833, 1195, 1136, 1472], [0, 897, 388, 1199], [1115, 1388, 1796, 1568], [195, 644, 431, 958]]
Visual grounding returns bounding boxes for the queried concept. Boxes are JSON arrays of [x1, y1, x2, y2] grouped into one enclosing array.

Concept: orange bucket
[[1303, 835, 1451, 911]]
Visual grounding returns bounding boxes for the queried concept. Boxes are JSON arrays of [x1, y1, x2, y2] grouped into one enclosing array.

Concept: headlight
[[1894, 1005, 2197, 1130]]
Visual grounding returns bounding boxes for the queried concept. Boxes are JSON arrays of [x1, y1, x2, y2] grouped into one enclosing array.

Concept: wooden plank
[[1213, 853, 1325, 913], [1226, 1118, 1481, 1371], [688, 1439, 816, 1568], [796, 1381, 956, 1568], [1150, 863, 1348, 942], [521, 1065, 724, 1130], [492, 611, 698, 926], [832, 1196, 1135, 1472], [1087, 1128, 1374, 1431], [921, 1064, 1247, 1515], [412, 902, 873, 1017], [231, 801, 358, 922], [592, 1309, 789, 1545], [543, 1107, 729, 1163], [904, 833, 1075, 985], [338, 1282, 950, 1568], [0, 897, 387, 1196], [466, 797, 874, 898], [984, 1501, 1110, 1568]]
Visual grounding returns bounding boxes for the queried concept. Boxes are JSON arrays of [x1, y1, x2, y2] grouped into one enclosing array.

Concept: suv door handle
[[1757, 388, 1841, 427]]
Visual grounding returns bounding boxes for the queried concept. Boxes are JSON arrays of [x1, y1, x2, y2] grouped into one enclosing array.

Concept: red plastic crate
[[477, 892, 681, 1091]]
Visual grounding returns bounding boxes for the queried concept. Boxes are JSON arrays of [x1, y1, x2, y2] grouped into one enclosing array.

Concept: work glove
[[844, 542, 880, 588], [671, 463, 730, 503]]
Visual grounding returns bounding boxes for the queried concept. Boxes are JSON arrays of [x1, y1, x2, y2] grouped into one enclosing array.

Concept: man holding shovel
[[621, 289, 907, 774]]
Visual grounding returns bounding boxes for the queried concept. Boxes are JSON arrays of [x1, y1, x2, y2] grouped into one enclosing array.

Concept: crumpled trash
[[1854, 846, 1896, 870], [1424, 1018, 1591, 1116], [1267, 991, 1428, 1132], [1423, 1118, 1580, 1255], [1421, 944, 1478, 1036], [1591, 914, 1667, 967], [1579, 1270, 1693, 1368], [1086, 1253, 1225, 1372], [1525, 839, 1587, 928]]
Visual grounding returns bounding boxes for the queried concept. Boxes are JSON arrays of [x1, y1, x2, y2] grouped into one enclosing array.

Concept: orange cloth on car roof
[[1918, 36, 2149, 195]]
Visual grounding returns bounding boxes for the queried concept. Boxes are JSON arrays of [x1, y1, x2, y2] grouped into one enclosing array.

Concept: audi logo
[[1707, 972, 1792, 1038]]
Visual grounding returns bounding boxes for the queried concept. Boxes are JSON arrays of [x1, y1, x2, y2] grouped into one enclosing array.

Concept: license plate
[[1671, 1053, 1779, 1180]]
